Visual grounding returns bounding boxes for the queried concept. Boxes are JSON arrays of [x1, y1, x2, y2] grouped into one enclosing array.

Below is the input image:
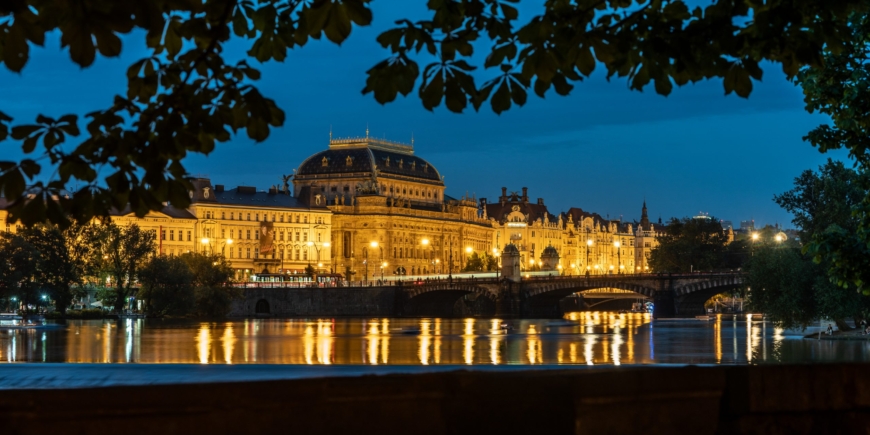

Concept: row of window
[[161, 229, 192, 241], [200, 210, 325, 224]]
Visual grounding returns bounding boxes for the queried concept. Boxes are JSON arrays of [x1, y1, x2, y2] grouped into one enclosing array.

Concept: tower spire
[[640, 199, 650, 231]]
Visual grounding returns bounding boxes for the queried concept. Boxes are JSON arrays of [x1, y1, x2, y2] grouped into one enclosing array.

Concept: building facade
[[293, 136, 494, 280], [484, 187, 638, 275], [186, 178, 332, 280]]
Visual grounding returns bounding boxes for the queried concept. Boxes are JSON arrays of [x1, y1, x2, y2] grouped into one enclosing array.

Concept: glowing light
[[196, 324, 211, 364]]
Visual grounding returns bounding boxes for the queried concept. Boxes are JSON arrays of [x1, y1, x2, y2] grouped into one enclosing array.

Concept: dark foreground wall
[[2, 364, 869, 435], [230, 286, 399, 317]]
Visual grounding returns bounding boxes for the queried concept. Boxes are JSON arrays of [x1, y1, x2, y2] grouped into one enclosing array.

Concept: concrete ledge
[[1, 364, 869, 434]]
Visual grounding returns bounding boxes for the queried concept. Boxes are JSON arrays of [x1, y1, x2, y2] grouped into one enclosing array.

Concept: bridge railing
[[227, 272, 745, 290]]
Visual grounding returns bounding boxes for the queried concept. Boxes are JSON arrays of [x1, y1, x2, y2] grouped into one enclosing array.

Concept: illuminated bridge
[[234, 273, 746, 319]]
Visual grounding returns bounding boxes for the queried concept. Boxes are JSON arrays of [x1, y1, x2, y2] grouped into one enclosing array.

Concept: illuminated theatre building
[[104, 179, 332, 280], [484, 188, 653, 275], [292, 135, 494, 279], [183, 178, 332, 280]]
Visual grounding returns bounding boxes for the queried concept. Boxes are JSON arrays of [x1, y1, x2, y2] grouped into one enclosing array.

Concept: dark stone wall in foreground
[[2, 364, 869, 435], [229, 286, 399, 317]]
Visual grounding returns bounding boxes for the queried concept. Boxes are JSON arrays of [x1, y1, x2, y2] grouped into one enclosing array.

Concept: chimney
[[214, 184, 224, 192], [522, 187, 528, 202], [537, 198, 544, 206]]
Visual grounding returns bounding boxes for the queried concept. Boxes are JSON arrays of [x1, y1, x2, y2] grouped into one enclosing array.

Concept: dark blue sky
[[0, 1, 847, 228]]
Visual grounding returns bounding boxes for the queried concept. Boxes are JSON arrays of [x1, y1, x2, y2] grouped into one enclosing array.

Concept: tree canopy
[[1, 0, 868, 227], [748, 161, 870, 329], [647, 216, 738, 273], [797, 13, 870, 294]]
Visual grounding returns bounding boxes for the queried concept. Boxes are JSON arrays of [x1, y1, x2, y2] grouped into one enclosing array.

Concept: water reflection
[[2, 313, 870, 365]]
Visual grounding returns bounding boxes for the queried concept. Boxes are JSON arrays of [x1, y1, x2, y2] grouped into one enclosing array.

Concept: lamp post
[[586, 239, 593, 273], [448, 237, 454, 280], [422, 238, 435, 274], [364, 241, 381, 284], [493, 248, 501, 279], [381, 261, 387, 281], [614, 240, 621, 274], [201, 237, 210, 254], [465, 246, 473, 271]]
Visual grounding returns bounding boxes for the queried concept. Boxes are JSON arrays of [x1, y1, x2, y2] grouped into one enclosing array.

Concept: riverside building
[[293, 134, 494, 280], [483, 188, 641, 275]]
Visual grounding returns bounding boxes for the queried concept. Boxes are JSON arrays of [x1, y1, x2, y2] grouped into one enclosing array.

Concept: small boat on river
[[390, 327, 422, 335]]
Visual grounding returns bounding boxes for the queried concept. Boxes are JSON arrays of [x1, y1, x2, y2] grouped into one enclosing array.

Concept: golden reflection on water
[[0, 312, 818, 365]]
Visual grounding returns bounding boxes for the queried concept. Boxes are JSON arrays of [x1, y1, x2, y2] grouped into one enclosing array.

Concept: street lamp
[[381, 261, 387, 281], [201, 237, 210, 254], [493, 248, 501, 278], [586, 239, 593, 273], [465, 246, 473, 271], [422, 238, 435, 274], [364, 241, 381, 283], [614, 240, 621, 274]]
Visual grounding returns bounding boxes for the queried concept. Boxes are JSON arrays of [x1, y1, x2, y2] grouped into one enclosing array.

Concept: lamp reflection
[[197, 324, 210, 364], [222, 324, 235, 364], [463, 318, 475, 365]]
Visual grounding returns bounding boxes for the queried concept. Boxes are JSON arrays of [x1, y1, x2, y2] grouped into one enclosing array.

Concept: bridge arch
[[521, 279, 656, 317], [672, 276, 746, 315], [403, 283, 499, 317]]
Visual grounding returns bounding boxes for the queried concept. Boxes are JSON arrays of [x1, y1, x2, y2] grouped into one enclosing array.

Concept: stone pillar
[[653, 276, 676, 318], [501, 244, 521, 283]]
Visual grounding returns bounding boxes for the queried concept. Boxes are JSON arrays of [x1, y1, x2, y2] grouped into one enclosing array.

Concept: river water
[[3, 312, 869, 365]]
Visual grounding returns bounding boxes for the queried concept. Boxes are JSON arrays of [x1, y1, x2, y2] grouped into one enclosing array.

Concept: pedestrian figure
[[826, 324, 834, 335]]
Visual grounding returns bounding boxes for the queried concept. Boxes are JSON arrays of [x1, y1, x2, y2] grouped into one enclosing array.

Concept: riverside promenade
[[2, 364, 868, 435]]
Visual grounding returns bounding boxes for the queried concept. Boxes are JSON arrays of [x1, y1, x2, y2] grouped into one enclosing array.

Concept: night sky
[[0, 1, 848, 228]]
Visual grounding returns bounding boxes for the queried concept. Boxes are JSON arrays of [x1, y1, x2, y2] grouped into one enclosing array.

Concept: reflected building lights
[[303, 324, 315, 365], [103, 323, 112, 363], [196, 324, 211, 364], [125, 319, 133, 363], [463, 318, 475, 365], [222, 324, 235, 364], [746, 314, 754, 363], [584, 334, 596, 366]]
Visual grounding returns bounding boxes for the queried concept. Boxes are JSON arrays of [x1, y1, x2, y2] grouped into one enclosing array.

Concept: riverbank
[[2, 364, 869, 435], [806, 330, 870, 340]]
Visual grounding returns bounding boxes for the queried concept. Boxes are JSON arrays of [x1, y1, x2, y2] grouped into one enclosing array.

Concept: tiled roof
[[110, 205, 197, 219], [212, 188, 312, 209], [296, 148, 443, 183]]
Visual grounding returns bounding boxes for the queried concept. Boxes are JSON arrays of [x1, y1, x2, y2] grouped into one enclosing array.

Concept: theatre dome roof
[[295, 137, 443, 185]]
